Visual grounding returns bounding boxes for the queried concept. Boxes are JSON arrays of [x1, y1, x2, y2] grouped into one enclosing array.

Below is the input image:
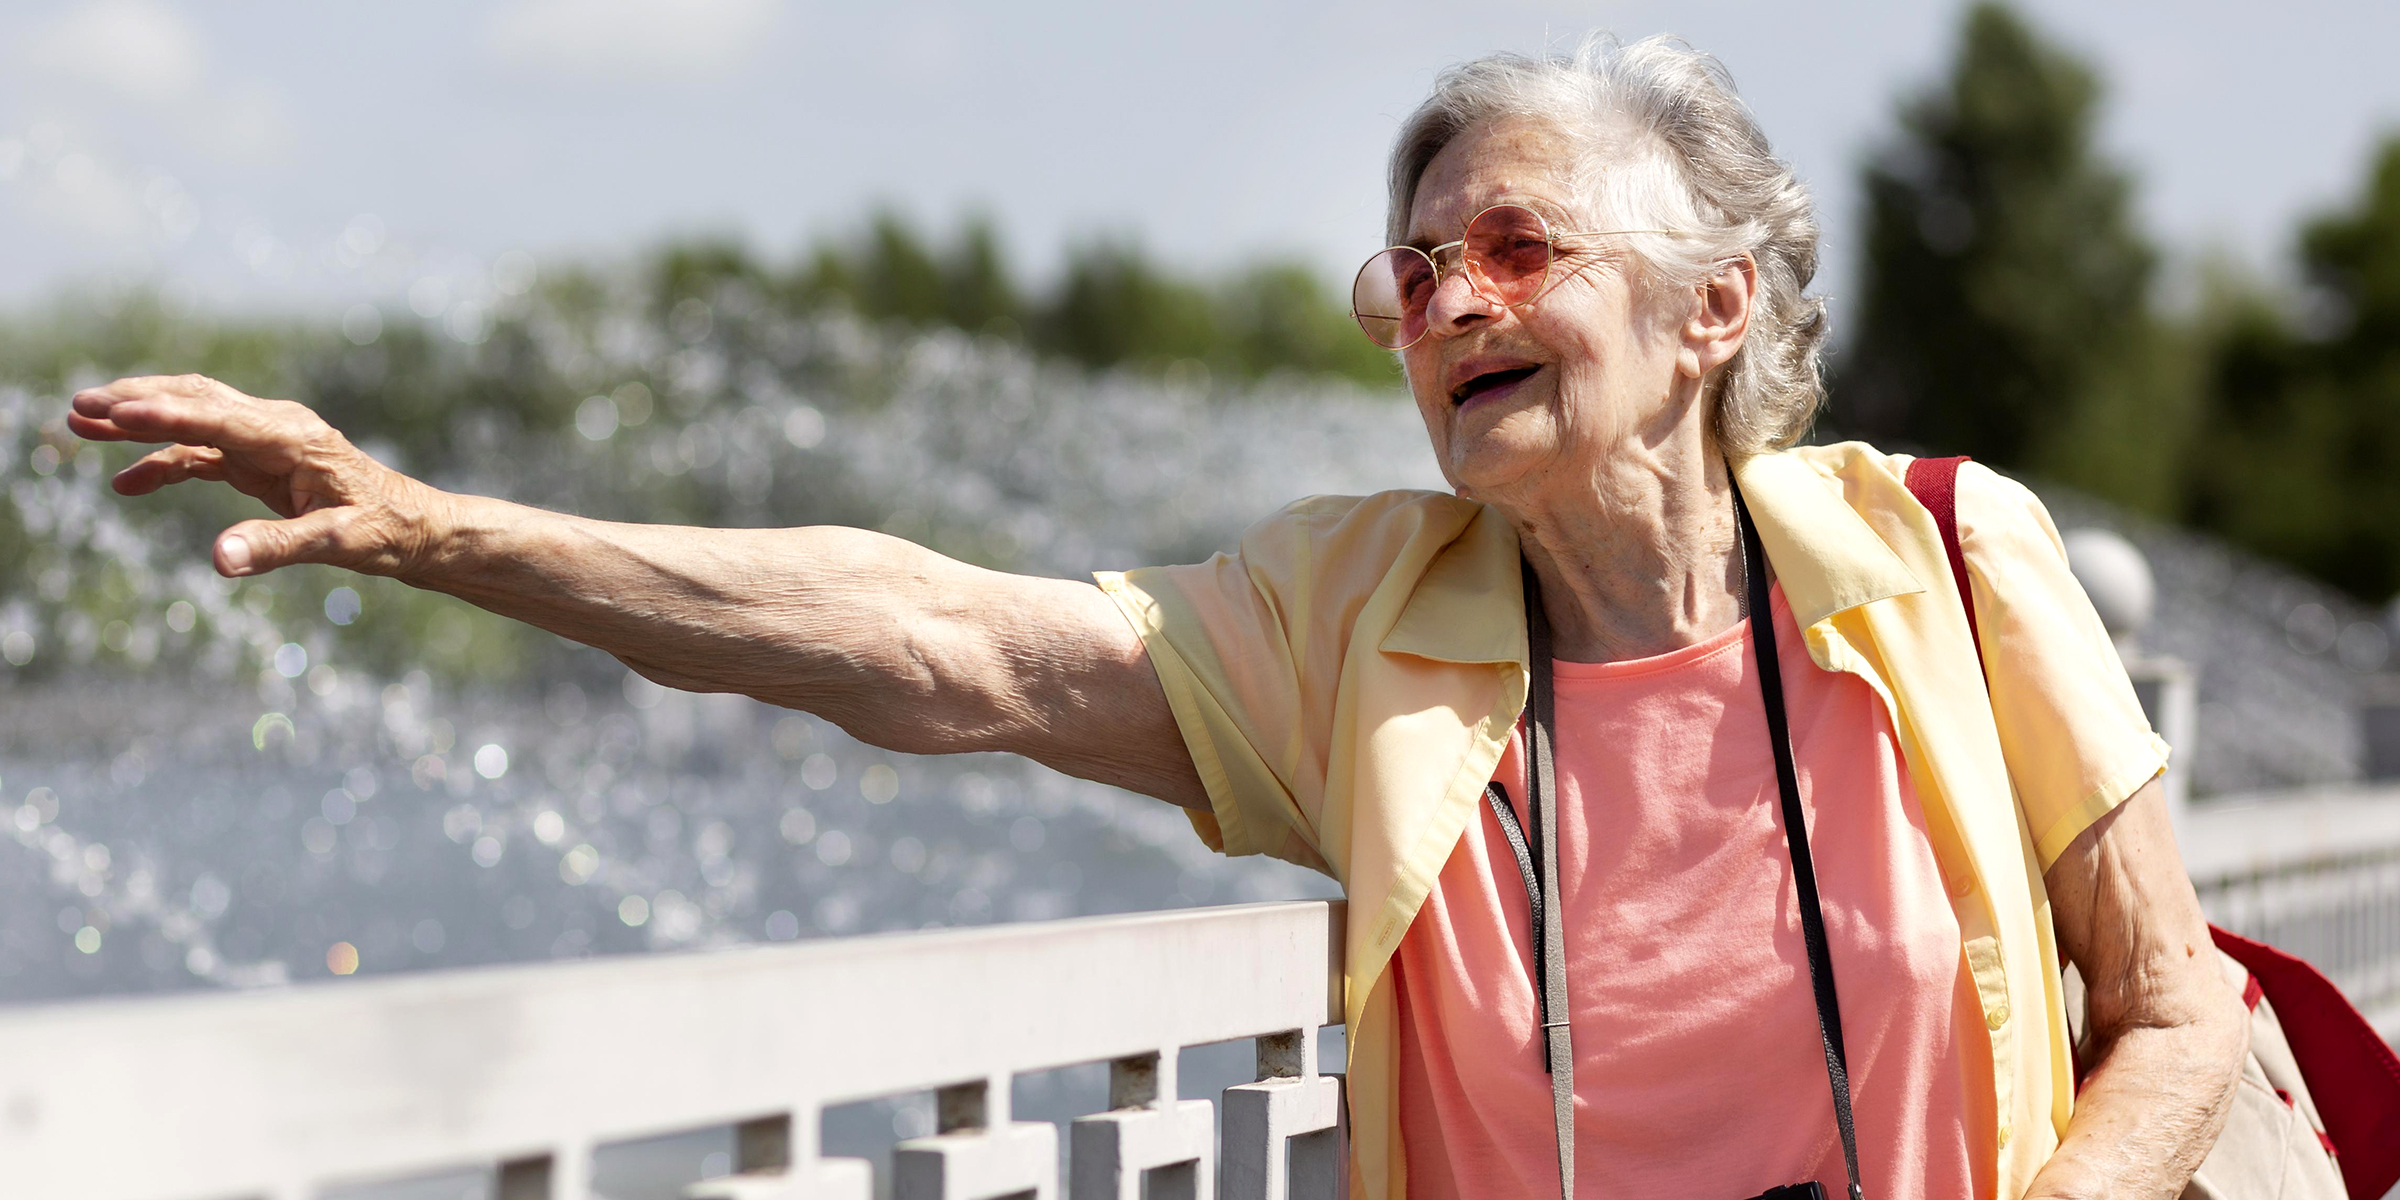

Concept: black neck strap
[[1486, 480, 1867, 1200], [1736, 483, 1868, 1200]]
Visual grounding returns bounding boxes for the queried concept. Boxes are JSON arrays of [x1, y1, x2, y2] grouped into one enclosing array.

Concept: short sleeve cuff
[[2031, 732, 2172, 869], [1093, 570, 1267, 860]]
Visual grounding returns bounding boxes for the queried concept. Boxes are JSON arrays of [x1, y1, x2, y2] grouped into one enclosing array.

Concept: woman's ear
[[1677, 252, 1757, 380]]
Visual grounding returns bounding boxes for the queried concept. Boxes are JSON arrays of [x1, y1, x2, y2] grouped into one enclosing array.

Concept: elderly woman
[[71, 34, 2243, 1200]]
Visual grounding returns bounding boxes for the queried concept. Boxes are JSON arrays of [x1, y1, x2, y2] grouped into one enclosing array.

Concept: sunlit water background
[[2, 285, 2390, 1196], [0, 293, 1439, 1195]]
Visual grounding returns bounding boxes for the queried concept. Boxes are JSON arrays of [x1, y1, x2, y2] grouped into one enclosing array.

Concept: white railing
[[2183, 783, 2400, 1033], [0, 900, 1348, 1200]]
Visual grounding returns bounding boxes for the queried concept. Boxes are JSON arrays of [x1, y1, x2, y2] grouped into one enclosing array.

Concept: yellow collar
[[1735, 450, 1926, 630], [1379, 450, 1926, 667]]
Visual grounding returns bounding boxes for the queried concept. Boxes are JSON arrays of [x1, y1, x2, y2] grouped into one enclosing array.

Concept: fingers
[[77, 373, 428, 578], [65, 407, 140, 442], [68, 374, 308, 457], [69, 375, 220, 441], [112, 445, 225, 496], [217, 508, 365, 577]]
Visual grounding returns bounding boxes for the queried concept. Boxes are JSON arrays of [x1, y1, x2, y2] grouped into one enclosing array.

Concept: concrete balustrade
[[1065, 1053, 1215, 1200], [1220, 1031, 1346, 1200], [0, 900, 1347, 1200], [2185, 783, 2400, 1032]]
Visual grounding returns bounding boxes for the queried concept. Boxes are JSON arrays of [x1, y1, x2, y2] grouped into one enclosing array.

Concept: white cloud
[[16, 2, 293, 164], [24, 145, 151, 244], [481, 0, 783, 82], [26, 0, 206, 103], [189, 79, 295, 162]]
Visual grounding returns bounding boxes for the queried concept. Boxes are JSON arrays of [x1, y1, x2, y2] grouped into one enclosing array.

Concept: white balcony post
[[891, 1076, 1059, 1200], [1068, 1051, 1214, 1200], [1221, 1029, 1346, 1200], [687, 1111, 872, 1200], [495, 1147, 588, 1200], [2126, 655, 2196, 833]]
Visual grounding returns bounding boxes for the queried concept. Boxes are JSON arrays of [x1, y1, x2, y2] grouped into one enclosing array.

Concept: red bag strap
[[1904, 455, 1982, 657]]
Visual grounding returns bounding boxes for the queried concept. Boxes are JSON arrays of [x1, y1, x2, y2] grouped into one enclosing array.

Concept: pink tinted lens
[[1463, 205, 1553, 305], [1352, 246, 1437, 349]]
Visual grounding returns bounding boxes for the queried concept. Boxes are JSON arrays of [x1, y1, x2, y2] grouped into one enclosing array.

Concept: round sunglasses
[[1349, 204, 1690, 350]]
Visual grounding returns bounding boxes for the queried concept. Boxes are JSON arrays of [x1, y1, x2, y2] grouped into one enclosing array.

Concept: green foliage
[[515, 211, 1393, 390], [940, 218, 1023, 335], [1841, 0, 2400, 599], [794, 211, 1396, 388], [1033, 237, 1218, 368], [857, 214, 950, 325], [0, 210, 1406, 692], [1841, 2, 2190, 515], [1215, 263, 1403, 384], [2185, 139, 2400, 600], [0, 292, 305, 399], [652, 239, 773, 304], [0, 297, 575, 691]]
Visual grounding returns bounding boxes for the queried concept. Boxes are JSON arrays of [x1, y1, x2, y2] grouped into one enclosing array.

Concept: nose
[[1422, 262, 1502, 339]]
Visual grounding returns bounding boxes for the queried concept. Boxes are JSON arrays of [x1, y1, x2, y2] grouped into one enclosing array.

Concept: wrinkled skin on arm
[[2027, 777, 2249, 1200], [69, 374, 1210, 810]]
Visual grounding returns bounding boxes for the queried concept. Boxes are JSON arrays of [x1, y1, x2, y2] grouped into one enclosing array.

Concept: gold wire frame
[[1349, 203, 1694, 349]]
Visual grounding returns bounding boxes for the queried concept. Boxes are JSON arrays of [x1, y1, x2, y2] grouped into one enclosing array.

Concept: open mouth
[[1450, 365, 1541, 406]]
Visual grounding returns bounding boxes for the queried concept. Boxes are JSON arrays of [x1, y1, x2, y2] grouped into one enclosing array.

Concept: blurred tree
[[791, 214, 1393, 388], [0, 294, 553, 685], [1032, 237, 1218, 369], [939, 215, 1023, 335], [856, 212, 947, 325], [652, 239, 770, 303], [1841, 2, 2189, 514], [1214, 263, 1400, 386], [795, 241, 859, 311], [2186, 138, 2400, 601], [795, 210, 1006, 331]]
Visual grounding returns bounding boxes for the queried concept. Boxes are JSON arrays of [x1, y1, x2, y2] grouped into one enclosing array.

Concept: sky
[[5, 0, 2399, 334]]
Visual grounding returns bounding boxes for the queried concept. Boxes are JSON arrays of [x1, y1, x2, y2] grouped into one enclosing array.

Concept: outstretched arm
[[2026, 777, 2248, 1199], [69, 374, 1208, 808]]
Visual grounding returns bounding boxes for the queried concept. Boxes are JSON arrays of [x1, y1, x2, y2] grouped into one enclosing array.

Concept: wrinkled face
[[1402, 117, 1694, 501]]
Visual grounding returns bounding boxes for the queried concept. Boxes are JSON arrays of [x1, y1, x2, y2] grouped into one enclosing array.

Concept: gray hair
[[1387, 33, 1828, 455]]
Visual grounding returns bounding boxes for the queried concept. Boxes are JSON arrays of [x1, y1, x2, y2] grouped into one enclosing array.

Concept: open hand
[[67, 374, 447, 579]]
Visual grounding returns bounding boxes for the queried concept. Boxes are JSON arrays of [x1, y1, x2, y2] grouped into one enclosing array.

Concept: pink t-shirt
[[1393, 588, 1994, 1199]]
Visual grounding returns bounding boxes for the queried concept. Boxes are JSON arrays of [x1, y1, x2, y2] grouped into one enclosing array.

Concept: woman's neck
[[1491, 426, 1745, 665]]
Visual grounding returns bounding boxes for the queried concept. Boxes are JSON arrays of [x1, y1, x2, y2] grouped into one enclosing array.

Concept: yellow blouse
[[1095, 442, 2169, 1200]]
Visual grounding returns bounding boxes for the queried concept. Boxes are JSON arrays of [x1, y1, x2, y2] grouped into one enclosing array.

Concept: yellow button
[[1997, 1124, 2011, 1148], [1986, 1004, 2010, 1030]]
